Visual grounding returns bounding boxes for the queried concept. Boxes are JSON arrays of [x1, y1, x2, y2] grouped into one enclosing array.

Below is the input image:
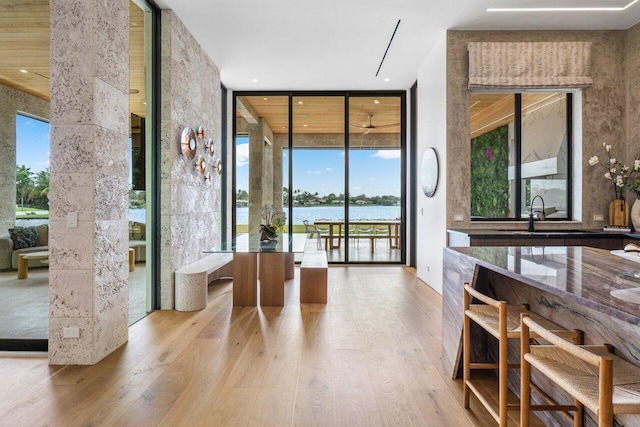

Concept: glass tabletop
[[204, 233, 307, 253]]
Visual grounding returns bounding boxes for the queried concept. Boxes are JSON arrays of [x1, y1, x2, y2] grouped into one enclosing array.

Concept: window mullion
[[515, 94, 522, 219]]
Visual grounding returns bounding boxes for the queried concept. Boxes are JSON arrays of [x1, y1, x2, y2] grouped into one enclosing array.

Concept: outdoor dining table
[[313, 220, 401, 250]]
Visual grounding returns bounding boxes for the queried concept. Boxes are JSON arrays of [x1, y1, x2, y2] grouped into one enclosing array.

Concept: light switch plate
[[454, 214, 464, 222], [67, 211, 78, 228], [593, 214, 604, 222]]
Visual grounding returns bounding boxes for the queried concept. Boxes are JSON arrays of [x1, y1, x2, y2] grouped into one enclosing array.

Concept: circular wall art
[[420, 147, 439, 198], [196, 156, 206, 174], [180, 127, 197, 160], [206, 138, 215, 156]]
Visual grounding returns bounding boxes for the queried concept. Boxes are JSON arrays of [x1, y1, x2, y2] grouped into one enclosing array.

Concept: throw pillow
[[36, 224, 49, 247], [8, 227, 39, 250]]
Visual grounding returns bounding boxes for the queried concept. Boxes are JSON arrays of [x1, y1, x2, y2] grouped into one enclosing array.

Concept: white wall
[[415, 32, 447, 294]]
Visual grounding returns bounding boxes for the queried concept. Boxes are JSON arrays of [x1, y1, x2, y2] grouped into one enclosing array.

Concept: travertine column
[[159, 11, 222, 309], [49, 0, 129, 365], [248, 122, 264, 233]]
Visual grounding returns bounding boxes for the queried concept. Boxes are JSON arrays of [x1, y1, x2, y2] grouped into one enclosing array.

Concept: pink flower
[[485, 146, 494, 161]]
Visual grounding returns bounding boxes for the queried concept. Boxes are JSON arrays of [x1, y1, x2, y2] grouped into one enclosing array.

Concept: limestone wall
[[160, 11, 222, 309], [626, 22, 640, 205], [446, 30, 628, 230], [49, 0, 130, 364], [0, 84, 49, 234]]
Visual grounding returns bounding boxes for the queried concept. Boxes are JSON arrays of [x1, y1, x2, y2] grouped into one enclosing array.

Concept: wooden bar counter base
[[443, 245, 640, 426]]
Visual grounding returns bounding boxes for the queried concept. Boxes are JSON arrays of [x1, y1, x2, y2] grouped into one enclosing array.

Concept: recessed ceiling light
[[488, 0, 638, 12], [303, 124, 308, 127], [19, 69, 28, 73], [384, 78, 390, 82], [374, 99, 380, 104], [252, 78, 258, 83], [297, 101, 304, 105], [263, 97, 268, 101]]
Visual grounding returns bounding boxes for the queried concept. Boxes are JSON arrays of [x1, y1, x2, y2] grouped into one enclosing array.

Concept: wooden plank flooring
[[0, 266, 533, 426]]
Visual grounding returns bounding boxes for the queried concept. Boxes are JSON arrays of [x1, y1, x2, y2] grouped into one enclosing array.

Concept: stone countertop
[[447, 246, 640, 323], [448, 228, 640, 239]]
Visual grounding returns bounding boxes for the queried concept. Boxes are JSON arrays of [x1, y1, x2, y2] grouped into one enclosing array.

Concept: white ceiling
[[154, 0, 640, 91]]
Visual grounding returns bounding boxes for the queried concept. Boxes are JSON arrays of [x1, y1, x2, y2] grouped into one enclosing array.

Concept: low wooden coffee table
[[17, 250, 50, 279]]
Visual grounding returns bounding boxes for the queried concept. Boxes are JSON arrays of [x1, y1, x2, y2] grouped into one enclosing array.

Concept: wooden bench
[[300, 251, 328, 303], [175, 253, 233, 311]]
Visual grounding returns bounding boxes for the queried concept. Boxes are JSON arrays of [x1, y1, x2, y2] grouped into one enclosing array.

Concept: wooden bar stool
[[463, 283, 582, 426], [521, 314, 640, 427]]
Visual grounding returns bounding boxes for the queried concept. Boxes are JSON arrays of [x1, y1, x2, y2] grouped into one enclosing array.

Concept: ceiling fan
[[350, 113, 399, 135]]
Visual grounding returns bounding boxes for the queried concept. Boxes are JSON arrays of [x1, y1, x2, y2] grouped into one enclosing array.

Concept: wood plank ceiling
[[0, 0, 147, 118], [237, 96, 401, 135], [470, 92, 565, 139]]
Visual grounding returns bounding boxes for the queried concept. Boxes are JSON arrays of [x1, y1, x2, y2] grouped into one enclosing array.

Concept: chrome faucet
[[528, 195, 545, 232]]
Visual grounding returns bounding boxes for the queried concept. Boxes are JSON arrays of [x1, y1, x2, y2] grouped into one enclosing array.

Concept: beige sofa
[[0, 224, 49, 271], [0, 222, 147, 270]]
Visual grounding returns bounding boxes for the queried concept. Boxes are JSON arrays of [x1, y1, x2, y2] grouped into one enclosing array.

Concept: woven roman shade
[[468, 42, 593, 89]]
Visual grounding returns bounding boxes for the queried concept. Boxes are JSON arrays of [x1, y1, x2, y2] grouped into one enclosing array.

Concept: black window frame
[[470, 92, 573, 222]]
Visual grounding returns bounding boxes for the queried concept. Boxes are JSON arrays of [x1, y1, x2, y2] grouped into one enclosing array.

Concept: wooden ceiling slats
[[239, 95, 400, 135], [1, 0, 148, 117]]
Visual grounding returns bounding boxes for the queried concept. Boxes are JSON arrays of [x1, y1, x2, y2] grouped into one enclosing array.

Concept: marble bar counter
[[448, 228, 640, 249], [443, 245, 640, 425]]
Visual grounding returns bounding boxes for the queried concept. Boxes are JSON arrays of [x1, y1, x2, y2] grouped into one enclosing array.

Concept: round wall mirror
[[420, 147, 439, 197]]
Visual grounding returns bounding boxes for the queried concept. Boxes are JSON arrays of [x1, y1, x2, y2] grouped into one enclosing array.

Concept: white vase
[[632, 199, 640, 232]]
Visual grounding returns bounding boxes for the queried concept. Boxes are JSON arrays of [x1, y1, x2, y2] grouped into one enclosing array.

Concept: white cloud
[[369, 177, 376, 181], [236, 143, 249, 167], [352, 186, 362, 191], [314, 170, 322, 175], [326, 167, 333, 172], [372, 150, 401, 159], [307, 170, 312, 174]]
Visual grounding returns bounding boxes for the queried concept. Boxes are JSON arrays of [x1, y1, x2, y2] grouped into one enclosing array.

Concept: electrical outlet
[[62, 326, 80, 339], [454, 214, 464, 222], [593, 214, 604, 222]]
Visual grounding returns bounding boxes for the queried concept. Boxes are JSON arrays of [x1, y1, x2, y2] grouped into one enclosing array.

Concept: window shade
[[468, 42, 592, 89]]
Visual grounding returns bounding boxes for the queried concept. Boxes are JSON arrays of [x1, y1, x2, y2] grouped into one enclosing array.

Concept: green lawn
[[16, 206, 49, 219], [236, 224, 307, 234]]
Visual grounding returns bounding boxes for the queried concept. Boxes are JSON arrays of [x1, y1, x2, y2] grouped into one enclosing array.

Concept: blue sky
[[236, 137, 401, 197], [16, 114, 50, 173]]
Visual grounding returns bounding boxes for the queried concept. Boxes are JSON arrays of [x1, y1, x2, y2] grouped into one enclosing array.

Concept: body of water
[[18, 207, 396, 228], [236, 205, 400, 224]]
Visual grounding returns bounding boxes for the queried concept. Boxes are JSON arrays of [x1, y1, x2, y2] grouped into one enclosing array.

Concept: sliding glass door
[[292, 96, 346, 262], [348, 96, 401, 262], [233, 92, 404, 263]]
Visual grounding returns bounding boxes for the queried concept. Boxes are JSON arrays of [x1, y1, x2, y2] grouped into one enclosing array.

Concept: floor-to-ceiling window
[[129, 0, 157, 323], [348, 95, 401, 262], [233, 92, 404, 263]]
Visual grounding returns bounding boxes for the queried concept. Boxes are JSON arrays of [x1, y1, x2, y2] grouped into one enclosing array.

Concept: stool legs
[[463, 283, 471, 409], [498, 301, 508, 427]]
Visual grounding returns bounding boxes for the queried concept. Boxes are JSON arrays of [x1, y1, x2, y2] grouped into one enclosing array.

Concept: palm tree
[[16, 165, 33, 209]]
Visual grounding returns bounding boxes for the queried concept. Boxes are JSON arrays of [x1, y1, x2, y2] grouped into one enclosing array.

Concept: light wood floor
[[0, 266, 527, 426]]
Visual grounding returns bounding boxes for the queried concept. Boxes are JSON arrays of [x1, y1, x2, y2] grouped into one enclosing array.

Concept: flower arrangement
[[588, 142, 640, 200], [261, 205, 286, 230]]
